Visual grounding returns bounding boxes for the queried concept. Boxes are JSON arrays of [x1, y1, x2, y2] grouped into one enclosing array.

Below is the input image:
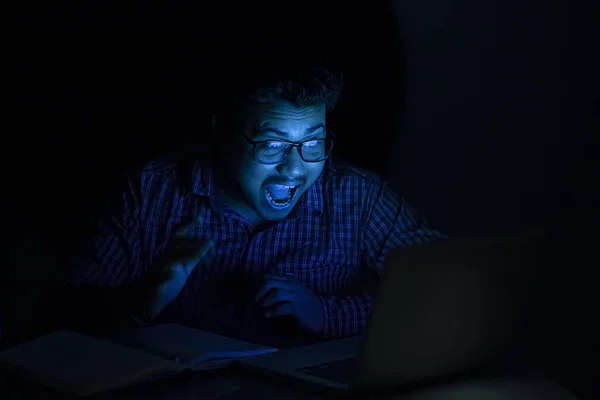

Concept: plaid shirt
[[70, 156, 445, 340]]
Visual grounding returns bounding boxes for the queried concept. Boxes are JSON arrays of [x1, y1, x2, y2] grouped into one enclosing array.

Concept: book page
[[0, 331, 183, 396], [117, 324, 278, 366]]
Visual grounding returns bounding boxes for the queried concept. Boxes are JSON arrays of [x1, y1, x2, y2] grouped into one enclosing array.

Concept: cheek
[[305, 163, 325, 185], [234, 149, 256, 180], [237, 157, 272, 193]]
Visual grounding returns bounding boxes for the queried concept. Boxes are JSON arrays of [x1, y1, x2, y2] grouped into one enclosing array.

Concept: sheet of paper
[[117, 323, 277, 365], [0, 331, 183, 395]]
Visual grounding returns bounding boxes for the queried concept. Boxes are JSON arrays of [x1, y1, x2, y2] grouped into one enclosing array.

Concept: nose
[[277, 147, 306, 178]]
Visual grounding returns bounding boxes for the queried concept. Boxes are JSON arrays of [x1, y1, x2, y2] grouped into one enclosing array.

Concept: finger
[[264, 273, 294, 281], [255, 282, 275, 302], [172, 238, 210, 259], [174, 216, 204, 238], [262, 288, 293, 308], [153, 238, 211, 283], [266, 302, 294, 318], [194, 239, 214, 260], [181, 239, 214, 272], [255, 279, 286, 301], [171, 239, 201, 257]]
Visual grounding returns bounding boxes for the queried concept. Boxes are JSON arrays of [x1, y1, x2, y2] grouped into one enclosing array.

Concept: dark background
[[6, 1, 599, 398]]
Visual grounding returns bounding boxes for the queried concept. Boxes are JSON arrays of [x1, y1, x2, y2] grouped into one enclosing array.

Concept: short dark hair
[[213, 47, 343, 127]]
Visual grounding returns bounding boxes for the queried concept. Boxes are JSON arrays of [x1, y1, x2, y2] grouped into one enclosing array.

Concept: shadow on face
[[218, 100, 328, 223]]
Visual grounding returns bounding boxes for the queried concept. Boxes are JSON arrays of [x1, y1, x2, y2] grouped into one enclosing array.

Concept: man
[[64, 52, 445, 346]]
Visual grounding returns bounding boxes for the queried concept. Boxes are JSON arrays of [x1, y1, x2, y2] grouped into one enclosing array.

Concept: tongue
[[268, 184, 292, 200]]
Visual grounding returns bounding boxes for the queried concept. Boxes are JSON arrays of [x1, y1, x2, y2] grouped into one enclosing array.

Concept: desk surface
[[1, 369, 579, 400]]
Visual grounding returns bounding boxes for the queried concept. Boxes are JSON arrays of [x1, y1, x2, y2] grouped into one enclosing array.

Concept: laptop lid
[[352, 231, 546, 391]]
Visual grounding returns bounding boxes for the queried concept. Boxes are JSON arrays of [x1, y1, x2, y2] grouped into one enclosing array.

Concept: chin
[[258, 201, 297, 221]]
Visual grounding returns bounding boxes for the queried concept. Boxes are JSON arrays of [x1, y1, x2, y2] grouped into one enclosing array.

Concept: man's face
[[228, 100, 327, 222]]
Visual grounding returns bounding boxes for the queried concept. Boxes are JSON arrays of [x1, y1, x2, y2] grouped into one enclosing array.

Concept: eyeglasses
[[242, 134, 335, 165]]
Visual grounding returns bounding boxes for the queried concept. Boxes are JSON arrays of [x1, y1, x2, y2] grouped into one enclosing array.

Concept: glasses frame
[[242, 134, 335, 165]]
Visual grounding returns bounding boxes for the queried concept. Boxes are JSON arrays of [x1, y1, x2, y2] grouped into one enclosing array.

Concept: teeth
[[265, 184, 297, 208]]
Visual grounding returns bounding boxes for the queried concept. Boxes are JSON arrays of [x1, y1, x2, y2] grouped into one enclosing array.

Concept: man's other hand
[[133, 218, 213, 324], [255, 273, 324, 336]]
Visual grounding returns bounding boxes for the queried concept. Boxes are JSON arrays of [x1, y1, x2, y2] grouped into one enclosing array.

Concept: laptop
[[238, 231, 546, 393]]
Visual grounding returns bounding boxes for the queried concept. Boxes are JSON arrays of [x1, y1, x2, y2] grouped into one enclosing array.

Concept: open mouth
[[264, 184, 300, 209]]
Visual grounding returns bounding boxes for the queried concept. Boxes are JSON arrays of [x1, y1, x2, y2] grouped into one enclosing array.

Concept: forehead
[[245, 100, 326, 139]]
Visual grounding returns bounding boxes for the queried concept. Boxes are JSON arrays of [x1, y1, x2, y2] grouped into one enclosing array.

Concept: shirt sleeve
[[68, 175, 145, 287], [320, 180, 447, 338]]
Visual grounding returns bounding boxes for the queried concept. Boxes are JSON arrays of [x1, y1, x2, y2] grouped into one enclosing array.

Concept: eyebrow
[[258, 124, 326, 138]]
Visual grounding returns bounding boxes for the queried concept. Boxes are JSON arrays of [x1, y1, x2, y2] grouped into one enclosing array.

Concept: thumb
[[174, 215, 204, 239], [181, 239, 214, 273]]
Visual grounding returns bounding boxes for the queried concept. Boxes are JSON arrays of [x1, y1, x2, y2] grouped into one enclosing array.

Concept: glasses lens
[[254, 141, 290, 164], [300, 139, 333, 162], [253, 139, 334, 164]]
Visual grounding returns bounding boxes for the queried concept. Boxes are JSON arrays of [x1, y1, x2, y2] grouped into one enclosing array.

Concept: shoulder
[[324, 158, 399, 200], [321, 158, 402, 215], [125, 155, 190, 197], [141, 155, 180, 177], [327, 158, 385, 186]]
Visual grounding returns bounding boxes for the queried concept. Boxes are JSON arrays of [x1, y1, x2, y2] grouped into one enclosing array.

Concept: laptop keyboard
[[296, 357, 356, 385]]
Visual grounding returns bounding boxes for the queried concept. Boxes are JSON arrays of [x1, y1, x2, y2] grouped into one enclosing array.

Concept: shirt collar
[[184, 157, 336, 218], [188, 160, 213, 197]]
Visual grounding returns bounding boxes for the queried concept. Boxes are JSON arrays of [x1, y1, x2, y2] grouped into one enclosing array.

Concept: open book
[[0, 323, 277, 396]]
